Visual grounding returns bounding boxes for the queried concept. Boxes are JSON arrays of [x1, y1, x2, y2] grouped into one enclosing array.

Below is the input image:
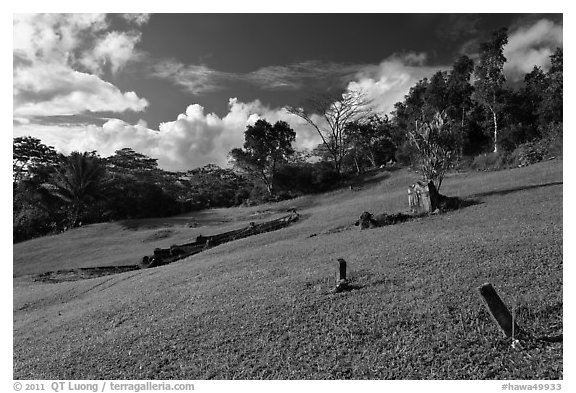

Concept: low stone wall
[[141, 212, 300, 268]]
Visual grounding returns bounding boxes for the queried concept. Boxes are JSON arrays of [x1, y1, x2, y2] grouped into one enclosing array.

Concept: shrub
[[394, 141, 413, 166], [274, 161, 341, 195], [544, 137, 563, 158], [537, 122, 563, 158], [471, 151, 517, 171], [510, 143, 543, 167], [13, 203, 59, 243], [499, 123, 539, 152], [407, 112, 458, 191], [452, 155, 475, 172]]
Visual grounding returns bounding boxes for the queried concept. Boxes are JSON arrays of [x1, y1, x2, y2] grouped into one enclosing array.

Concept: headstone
[[478, 282, 523, 338], [408, 180, 442, 213], [338, 258, 347, 281]]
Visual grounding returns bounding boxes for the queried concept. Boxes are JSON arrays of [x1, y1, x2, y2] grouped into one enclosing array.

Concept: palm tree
[[43, 152, 106, 228]]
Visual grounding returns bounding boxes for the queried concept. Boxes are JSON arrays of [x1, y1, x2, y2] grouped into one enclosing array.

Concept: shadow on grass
[[346, 170, 391, 189], [469, 181, 563, 199], [34, 265, 141, 283], [454, 197, 483, 209], [334, 282, 363, 293], [118, 210, 233, 231]]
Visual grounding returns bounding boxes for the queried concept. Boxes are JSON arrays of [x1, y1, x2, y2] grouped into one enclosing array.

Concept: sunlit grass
[[13, 159, 562, 379]]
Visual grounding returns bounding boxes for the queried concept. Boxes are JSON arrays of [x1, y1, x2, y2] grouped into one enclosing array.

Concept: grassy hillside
[[13, 160, 563, 379]]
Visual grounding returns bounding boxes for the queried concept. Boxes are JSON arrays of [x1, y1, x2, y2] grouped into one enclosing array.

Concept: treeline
[[13, 145, 250, 242], [14, 28, 562, 242], [390, 29, 562, 171]]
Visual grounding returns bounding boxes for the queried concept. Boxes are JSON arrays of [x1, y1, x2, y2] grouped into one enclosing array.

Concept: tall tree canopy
[[472, 27, 508, 153], [13, 136, 59, 183], [229, 119, 296, 195], [287, 90, 372, 176], [344, 114, 396, 171], [42, 151, 107, 227], [540, 47, 563, 125]]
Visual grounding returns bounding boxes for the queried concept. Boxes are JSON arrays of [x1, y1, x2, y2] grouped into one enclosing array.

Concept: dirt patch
[[35, 265, 141, 283], [142, 229, 174, 242]]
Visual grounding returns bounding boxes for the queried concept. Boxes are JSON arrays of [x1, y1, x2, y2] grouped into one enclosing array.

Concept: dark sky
[[118, 13, 561, 127]]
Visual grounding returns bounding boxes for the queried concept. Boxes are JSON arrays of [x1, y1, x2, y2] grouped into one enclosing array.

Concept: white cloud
[[152, 60, 222, 94], [504, 19, 563, 80], [121, 13, 151, 26], [347, 53, 442, 115], [13, 13, 148, 121], [13, 14, 108, 64], [13, 99, 320, 171], [14, 63, 148, 117], [153, 59, 365, 94], [80, 31, 142, 75]]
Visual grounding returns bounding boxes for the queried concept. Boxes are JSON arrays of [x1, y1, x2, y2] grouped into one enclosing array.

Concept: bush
[[471, 151, 517, 171], [274, 161, 341, 195], [104, 180, 180, 219], [452, 155, 475, 172], [544, 137, 563, 158], [394, 141, 413, 166], [13, 203, 59, 243], [538, 122, 563, 158], [471, 128, 561, 172], [509, 143, 543, 167], [499, 123, 539, 152]]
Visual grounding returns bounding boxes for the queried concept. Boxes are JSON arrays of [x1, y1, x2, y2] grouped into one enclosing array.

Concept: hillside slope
[[13, 160, 563, 379]]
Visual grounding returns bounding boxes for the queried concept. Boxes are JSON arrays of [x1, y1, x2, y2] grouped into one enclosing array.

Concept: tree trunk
[[333, 156, 343, 178], [491, 107, 498, 153], [368, 150, 377, 168], [353, 154, 361, 174], [69, 205, 81, 228], [460, 106, 465, 157], [262, 171, 274, 196]]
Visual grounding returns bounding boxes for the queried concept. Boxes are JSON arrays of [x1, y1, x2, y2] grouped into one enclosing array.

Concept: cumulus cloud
[[13, 99, 320, 171], [13, 13, 148, 121], [504, 19, 563, 80], [13, 14, 108, 64], [347, 53, 442, 115]]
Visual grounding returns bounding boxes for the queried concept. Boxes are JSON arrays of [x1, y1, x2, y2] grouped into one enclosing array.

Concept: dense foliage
[[229, 119, 296, 195]]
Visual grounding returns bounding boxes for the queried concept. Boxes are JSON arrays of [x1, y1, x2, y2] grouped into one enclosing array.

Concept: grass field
[[13, 160, 563, 379]]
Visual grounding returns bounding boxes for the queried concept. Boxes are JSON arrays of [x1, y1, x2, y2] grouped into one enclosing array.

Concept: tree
[[287, 90, 372, 176], [425, 71, 450, 114], [539, 47, 563, 125], [103, 148, 184, 219], [229, 119, 296, 195], [472, 28, 508, 153], [393, 79, 431, 130], [13, 136, 59, 183], [185, 164, 251, 208], [344, 115, 396, 171], [42, 151, 107, 227], [516, 66, 547, 128], [446, 55, 475, 155], [408, 112, 457, 192], [105, 148, 164, 181]]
